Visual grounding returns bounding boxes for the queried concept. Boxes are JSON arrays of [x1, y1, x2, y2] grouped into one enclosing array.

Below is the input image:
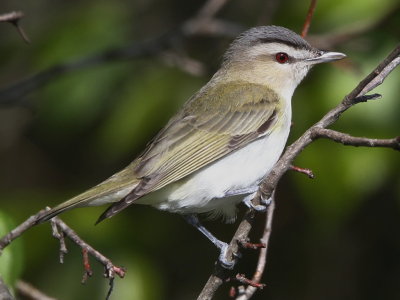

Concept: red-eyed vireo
[[37, 26, 345, 268]]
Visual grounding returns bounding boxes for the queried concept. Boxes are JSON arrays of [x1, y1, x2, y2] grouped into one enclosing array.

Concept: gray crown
[[223, 26, 313, 62]]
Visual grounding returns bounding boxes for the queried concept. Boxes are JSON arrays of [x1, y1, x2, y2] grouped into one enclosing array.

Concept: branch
[[234, 274, 266, 290], [181, 0, 242, 37], [197, 209, 257, 300], [358, 56, 400, 96], [0, 210, 125, 299], [311, 128, 400, 150], [160, 50, 207, 76], [0, 209, 48, 253], [0, 11, 24, 23], [301, 0, 318, 38], [0, 11, 30, 43], [235, 199, 276, 300], [51, 216, 126, 280], [290, 165, 315, 179], [0, 276, 13, 300], [16, 280, 56, 300], [197, 43, 400, 300]]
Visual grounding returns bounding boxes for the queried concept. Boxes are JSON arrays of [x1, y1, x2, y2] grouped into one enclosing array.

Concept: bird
[[36, 25, 346, 268]]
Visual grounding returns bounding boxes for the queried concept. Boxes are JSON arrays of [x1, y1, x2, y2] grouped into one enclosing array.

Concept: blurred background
[[0, 0, 399, 299]]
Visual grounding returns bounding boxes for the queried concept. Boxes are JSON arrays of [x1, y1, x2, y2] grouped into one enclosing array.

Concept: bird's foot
[[242, 192, 271, 212], [215, 240, 236, 269]]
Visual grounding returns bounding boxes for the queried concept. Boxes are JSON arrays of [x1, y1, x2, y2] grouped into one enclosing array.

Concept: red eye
[[275, 52, 289, 63]]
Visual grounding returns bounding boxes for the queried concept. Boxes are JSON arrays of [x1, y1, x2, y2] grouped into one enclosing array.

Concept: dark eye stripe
[[255, 37, 311, 50]]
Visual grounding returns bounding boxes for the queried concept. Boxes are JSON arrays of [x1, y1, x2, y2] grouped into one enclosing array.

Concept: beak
[[306, 51, 346, 64]]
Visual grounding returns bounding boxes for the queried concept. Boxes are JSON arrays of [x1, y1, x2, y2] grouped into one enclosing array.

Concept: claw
[[242, 193, 269, 212], [217, 242, 235, 269], [260, 195, 272, 206], [233, 250, 242, 259]]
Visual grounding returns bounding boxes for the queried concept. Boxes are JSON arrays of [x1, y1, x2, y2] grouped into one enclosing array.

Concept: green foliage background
[[0, 0, 399, 299]]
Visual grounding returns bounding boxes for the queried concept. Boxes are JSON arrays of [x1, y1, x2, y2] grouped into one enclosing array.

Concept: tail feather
[[35, 171, 139, 224], [37, 195, 90, 224], [95, 193, 141, 225], [36, 191, 103, 224]]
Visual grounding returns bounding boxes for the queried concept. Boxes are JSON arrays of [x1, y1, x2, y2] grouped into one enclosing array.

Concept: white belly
[[148, 110, 292, 220]]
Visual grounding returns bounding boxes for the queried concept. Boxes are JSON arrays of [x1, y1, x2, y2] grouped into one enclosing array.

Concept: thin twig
[[0, 11, 30, 43], [50, 217, 68, 263], [196, 0, 230, 19], [239, 242, 266, 250], [106, 278, 115, 300], [358, 56, 400, 96], [182, 0, 231, 35], [235, 199, 275, 300], [51, 217, 125, 298], [0, 276, 13, 300], [0, 209, 48, 253], [52, 217, 126, 279], [160, 51, 207, 76], [81, 247, 94, 283], [343, 47, 400, 103], [301, 0, 317, 38], [0, 209, 125, 299], [13, 21, 31, 44], [235, 274, 266, 289], [311, 128, 400, 150], [290, 165, 315, 179], [0, 11, 24, 23], [16, 280, 57, 300]]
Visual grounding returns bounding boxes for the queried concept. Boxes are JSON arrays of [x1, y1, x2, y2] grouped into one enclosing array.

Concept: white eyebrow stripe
[[247, 43, 313, 62]]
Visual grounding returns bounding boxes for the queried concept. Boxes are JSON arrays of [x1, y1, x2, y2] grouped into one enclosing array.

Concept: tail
[[36, 169, 139, 224], [36, 192, 101, 224], [95, 192, 141, 225]]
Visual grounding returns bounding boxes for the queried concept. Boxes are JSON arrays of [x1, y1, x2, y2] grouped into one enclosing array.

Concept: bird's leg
[[183, 214, 235, 269], [242, 192, 272, 212]]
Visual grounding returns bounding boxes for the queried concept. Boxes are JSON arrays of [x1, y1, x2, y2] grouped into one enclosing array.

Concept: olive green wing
[[97, 81, 282, 222]]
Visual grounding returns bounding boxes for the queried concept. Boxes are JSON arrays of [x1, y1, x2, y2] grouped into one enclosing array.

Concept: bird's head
[[220, 26, 346, 99]]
